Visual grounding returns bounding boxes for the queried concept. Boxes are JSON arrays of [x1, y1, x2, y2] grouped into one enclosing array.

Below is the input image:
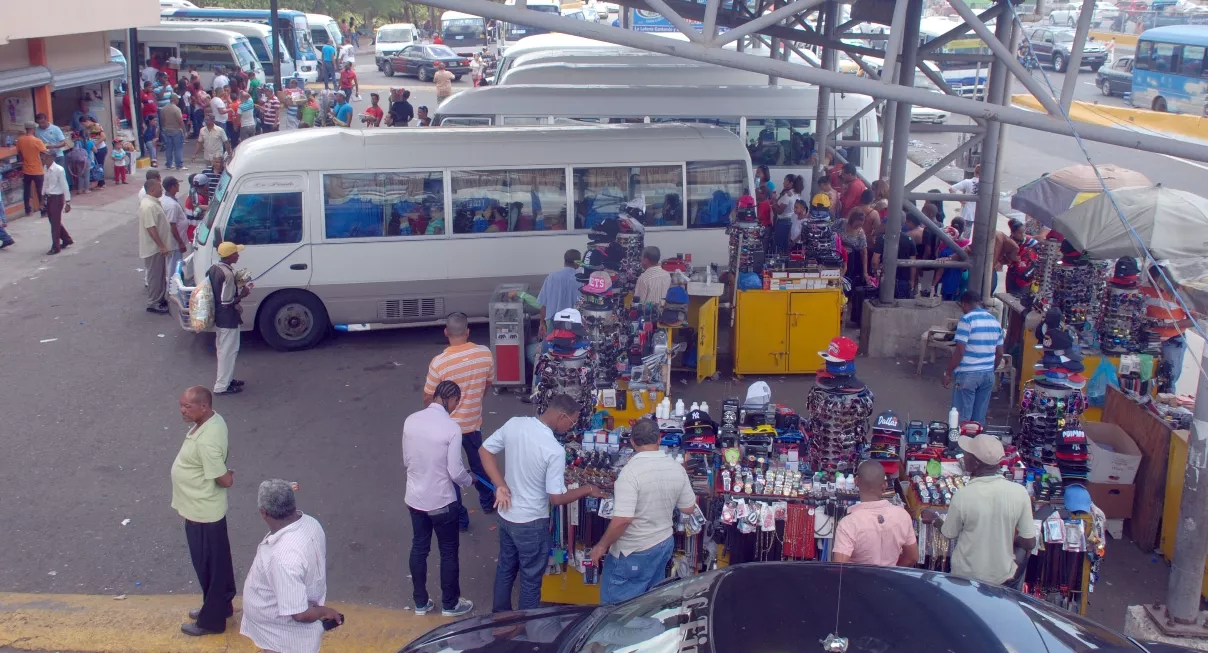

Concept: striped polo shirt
[[954, 308, 1003, 374], [262, 96, 280, 127], [240, 513, 327, 653], [424, 343, 494, 433]]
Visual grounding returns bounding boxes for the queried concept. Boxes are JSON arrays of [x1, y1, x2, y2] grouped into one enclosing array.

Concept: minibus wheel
[[257, 290, 330, 351]]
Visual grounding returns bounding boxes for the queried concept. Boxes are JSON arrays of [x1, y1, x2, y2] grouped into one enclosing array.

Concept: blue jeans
[[599, 536, 674, 605], [191, 108, 205, 139], [323, 61, 336, 88], [0, 222, 12, 245], [1163, 336, 1187, 390], [162, 130, 184, 169], [952, 370, 995, 425], [493, 517, 550, 612]]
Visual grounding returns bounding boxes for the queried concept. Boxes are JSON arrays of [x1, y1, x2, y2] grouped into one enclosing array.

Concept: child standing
[[142, 115, 159, 168], [111, 139, 128, 184]]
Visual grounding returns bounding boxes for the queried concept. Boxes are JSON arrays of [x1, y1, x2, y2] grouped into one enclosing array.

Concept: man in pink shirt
[[833, 461, 920, 567], [402, 380, 475, 617]]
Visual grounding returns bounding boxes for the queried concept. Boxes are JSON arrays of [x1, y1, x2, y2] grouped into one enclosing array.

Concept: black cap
[[683, 409, 716, 433], [588, 219, 619, 243], [1043, 329, 1074, 353], [873, 410, 903, 433], [1115, 256, 1139, 279]]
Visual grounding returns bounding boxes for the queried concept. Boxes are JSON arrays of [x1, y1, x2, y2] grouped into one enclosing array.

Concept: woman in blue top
[[141, 115, 159, 168]]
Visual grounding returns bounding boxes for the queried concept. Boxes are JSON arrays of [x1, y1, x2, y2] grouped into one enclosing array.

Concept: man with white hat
[[208, 242, 252, 395], [921, 434, 1036, 586]]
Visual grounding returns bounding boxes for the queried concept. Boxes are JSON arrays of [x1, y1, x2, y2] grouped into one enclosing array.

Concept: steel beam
[[908, 192, 978, 202], [880, 0, 923, 304], [712, 0, 826, 47], [918, 3, 1005, 54], [905, 132, 986, 191], [1167, 322, 1208, 622], [828, 100, 880, 139], [1061, 0, 1097, 111], [910, 123, 985, 133], [419, 0, 1208, 163], [879, 0, 911, 89], [945, 0, 1064, 118], [834, 140, 883, 148], [897, 259, 972, 269], [813, 0, 838, 185], [644, 0, 707, 42], [702, 0, 721, 42]]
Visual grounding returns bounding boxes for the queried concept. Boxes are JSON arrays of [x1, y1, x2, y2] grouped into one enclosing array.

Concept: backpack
[[1008, 237, 1040, 291]]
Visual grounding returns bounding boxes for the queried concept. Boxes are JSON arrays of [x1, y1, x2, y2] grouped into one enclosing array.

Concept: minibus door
[[216, 174, 313, 299]]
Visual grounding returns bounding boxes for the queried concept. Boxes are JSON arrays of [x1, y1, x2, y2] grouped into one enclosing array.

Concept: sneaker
[[215, 385, 243, 395], [441, 598, 473, 617], [414, 599, 435, 616], [0, 240, 13, 249], [146, 304, 170, 314]]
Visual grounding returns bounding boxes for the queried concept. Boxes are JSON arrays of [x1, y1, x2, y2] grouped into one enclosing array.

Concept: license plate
[[516, 29, 526, 34], [455, 35, 464, 39]]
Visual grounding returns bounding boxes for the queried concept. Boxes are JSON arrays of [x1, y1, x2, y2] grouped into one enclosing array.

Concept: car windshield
[[429, 45, 457, 57], [1055, 32, 1075, 42], [378, 28, 413, 43], [443, 18, 483, 33], [531, 4, 562, 12], [196, 172, 231, 246], [571, 574, 714, 652]]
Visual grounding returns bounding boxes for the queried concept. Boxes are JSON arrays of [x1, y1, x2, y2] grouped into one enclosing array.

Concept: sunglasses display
[[806, 367, 874, 473]]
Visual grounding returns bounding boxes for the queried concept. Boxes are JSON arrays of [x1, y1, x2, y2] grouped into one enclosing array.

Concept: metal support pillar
[[1166, 335, 1208, 624], [128, 28, 143, 156], [1060, 0, 1097, 111], [270, 0, 281, 89], [905, 132, 985, 191], [881, 93, 897, 181], [878, 0, 923, 305], [968, 9, 1014, 298], [813, 0, 837, 185]]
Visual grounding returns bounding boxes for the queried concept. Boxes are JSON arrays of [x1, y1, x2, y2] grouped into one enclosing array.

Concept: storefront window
[[746, 118, 815, 167], [687, 161, 745, 229], [572, 165, 683, 229], [323, 172, 445, 239], [450, 168, 567, 234]]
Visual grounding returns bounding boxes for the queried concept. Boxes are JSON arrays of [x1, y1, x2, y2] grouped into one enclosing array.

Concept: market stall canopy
[[1053, 185, 1208, 262], [1012, 165, 1152, 227]]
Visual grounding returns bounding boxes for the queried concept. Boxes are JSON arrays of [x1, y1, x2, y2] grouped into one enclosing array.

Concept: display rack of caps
[[1033, 326, 1088, 389], [578, 270, 628, 386], [1099, 257, 1147, 353], [802, 194, 843, 267], [1018, 382, 1090, 483], [532, 308, 598, 436], [807, 337, 875, 472], [583, 211, 646, 297], [659, 285, 690, 328], [865, 410, 903, 475], [726, 201, 768, 275]]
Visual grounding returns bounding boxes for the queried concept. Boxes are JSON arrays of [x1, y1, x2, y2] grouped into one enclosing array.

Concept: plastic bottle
[[700, 401, 710, 415], [690, 402, 700, 412], [947, 406, 960, 442], [675, 399, 686, 418]]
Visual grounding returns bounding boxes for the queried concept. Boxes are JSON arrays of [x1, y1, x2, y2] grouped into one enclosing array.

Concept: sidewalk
[[0, 174, 149, 290]]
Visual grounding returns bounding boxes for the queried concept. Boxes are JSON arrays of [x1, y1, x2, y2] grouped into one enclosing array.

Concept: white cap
[[553, 307, 582, 325]]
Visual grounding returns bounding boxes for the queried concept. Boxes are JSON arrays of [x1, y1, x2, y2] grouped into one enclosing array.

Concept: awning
[[0, 66, 52, 94], [51, 63, 126, 91]]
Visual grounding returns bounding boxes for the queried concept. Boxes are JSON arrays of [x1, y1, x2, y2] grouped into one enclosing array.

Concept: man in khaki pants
[[207, 242, 252, 395]]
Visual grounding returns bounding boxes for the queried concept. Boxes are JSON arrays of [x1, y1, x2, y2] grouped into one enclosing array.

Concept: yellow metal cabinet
[[734, 288, 843, 376], [734, 291, 790, 374], [695, 296, 719, 382]]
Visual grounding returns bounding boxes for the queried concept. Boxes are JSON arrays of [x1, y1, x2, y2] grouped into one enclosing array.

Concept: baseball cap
[[1064, 484, 1092, 513], [873, 410, 903, 433], [683, 409, 716, 434], [819, 336, 858, 363], [665, 286, 689, 306], [192, 173, 209, 187], [217, 242, 245, 257], [957, 433, 1005, 465], [588, 219, 619, 243], [811, 193, 831, 208], [582, 270, 614, 296], [553, 307, 582, 325]]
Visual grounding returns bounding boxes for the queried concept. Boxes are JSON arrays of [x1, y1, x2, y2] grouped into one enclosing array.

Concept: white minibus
[[375, 23, 418, 71], [155, 22, 307, 82], [436, 84, 881, 179], [169, 124, 752, 350], [308, 13, 343, 47], [440, 10, 491, 56], [118, 27, 265, 88], [499, 60, 813, 86]]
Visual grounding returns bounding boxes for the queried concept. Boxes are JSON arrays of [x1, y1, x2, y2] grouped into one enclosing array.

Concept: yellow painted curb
[[1012, 93, 1208, 140], [0, 592, 451, 653], [1088, 31, 1139, 49]]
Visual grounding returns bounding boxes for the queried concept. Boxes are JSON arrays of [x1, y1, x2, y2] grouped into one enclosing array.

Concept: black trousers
[[458, 430, 495, 512], [409, 503, 460, 610], [184, 517, 237, 632], [23, 173, 44, 214]]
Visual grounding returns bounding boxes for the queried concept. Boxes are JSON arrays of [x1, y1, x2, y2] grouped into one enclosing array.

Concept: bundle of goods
[[1099, 257, 1146, 354], [532, 308, 597, 435], [865, 410, 904, 476], [807, 338, 874, 472], [1019, 488, 1099, 612], [578, 271, 627, 387], [659, 286, 689, 328], [800, 194, 843, 266], [614, 218, 646, 296], [1050, 257, 1110, 339]]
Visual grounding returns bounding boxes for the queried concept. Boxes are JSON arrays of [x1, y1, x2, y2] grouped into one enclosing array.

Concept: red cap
[[819, 336, 858, 363]]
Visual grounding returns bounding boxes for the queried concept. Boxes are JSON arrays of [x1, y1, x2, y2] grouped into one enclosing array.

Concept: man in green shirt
[[171, 386, 237, 637], [299, 90, 320, 128]]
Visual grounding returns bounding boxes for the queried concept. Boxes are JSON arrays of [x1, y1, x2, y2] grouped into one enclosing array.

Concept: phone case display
[[806, 367, 875, 473], [615, 229, 645, 297]]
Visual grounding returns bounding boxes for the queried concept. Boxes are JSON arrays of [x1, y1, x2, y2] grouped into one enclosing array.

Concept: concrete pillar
[[27, 39, 53, 122]]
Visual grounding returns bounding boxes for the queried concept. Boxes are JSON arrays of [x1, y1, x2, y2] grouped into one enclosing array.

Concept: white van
[[154, 22, 312, 82], [307, 13, 343, 47], [169, 123, 752, 350], [120, 27, 265, 89], [499, 60, 812, 86], [435, 84, 881, 180], [374, 23, 418, 71]]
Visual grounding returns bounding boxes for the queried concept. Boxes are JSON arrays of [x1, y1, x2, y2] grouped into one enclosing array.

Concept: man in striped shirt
[[260, 87, 280, 133], [424, 312, 496, 530], [943, 291, 1003, 425]]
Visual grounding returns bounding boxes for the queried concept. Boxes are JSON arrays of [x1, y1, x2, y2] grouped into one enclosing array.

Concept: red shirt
[[365, 105, 383, 125], [340, 69, 357, 89], [757, 200, 773, 227], [433, 35, 444, 44], [840, 178, 867, 219], [140, 90, 157, 120]]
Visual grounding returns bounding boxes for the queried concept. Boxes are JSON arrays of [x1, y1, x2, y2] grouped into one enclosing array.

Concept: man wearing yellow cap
[[208, 242, 252, 395]]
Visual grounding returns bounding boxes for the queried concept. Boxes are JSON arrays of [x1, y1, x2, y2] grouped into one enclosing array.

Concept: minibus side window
[[450, 168, 568, 234], [439, 116, 492, 126], [323, 172, 446, 238], [181, 43, 239, 75], [225, 192, 303, 245], [686, 161, 746, 229], [746, 118, 815, 166], [572, 165, 684, 229]]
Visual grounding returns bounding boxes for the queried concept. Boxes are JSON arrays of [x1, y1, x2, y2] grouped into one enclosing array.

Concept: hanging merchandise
[[614, 217, 646, 297], [532, 308, 597, 435], [802, 194, 843, 267], [1050, 257, 1110, 341], [1099, 258, 1146, 353], [806, 337, 874, 472]]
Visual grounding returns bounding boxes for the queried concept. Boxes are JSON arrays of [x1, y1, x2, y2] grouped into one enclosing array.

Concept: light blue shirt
[[481, 416, 568, 523], [334, 101, 353, 125], [954, 308, 1003, 374], [537, 266, 581, 319], [321, 44, 337, 62], [35, 124, 66, 158]]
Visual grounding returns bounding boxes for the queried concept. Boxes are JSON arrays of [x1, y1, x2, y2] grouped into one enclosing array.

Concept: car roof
[[711, 564, 1139, 653], [1140, 25, 1208, 46]]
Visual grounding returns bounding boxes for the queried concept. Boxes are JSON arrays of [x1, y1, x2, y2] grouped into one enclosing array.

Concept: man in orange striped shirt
[[1142, 264, 1197, 391], [424, 312, 496, 530]]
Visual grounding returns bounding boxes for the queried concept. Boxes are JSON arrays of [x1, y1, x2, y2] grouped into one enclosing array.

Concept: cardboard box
[[1085, 422, 1143, 485], [1088, 482, 1136, 519]]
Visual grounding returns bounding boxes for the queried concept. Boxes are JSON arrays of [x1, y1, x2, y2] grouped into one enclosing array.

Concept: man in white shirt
[[949, 164, 980, 236], [480, 394, 603, 612], [240, 479, 341, 653], [139, 178, 173, 314], [338, 41, 356, 67], [193, 115, 230, 163], [39, 151, 73, 255], [141, 63, 159, 85], [588, 418, 697, 604], [210, 90, 229, 135], [211, 67, 230, 93], [161, 176, 189, 263], [633, 246, 671, 305]]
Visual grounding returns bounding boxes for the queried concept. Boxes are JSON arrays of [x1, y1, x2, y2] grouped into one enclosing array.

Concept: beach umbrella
[[1011, 164, 1152, 227], [1052, 185, 1208, 261]]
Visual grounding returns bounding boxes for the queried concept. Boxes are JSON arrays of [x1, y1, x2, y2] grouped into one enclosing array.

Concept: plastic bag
[[738, 272, 763, 290], [188, 278, 215, 333], [1086, 358, 1120, 407]]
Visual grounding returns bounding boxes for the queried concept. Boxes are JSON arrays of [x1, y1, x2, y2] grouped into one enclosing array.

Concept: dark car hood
[[400, 604, 593, 653]]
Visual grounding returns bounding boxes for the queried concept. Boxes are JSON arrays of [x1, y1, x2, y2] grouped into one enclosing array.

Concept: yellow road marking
[[0, 592, 451, 653]]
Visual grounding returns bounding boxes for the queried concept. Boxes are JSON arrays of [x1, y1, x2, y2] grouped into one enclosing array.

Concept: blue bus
[[161, 8, 318, 72], [500, 0, 562, 43], [1132, 25, 1208, 114]]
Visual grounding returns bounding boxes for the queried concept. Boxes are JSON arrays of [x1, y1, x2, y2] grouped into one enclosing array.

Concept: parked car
[[384, 44, 470, 81], [1026, 26, 1108, 71], [1050, 1, 1084, 25], [398, 563, 1203, 653], [1097, 55, 1134, 95], [1095, 2, 1121, 21]]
